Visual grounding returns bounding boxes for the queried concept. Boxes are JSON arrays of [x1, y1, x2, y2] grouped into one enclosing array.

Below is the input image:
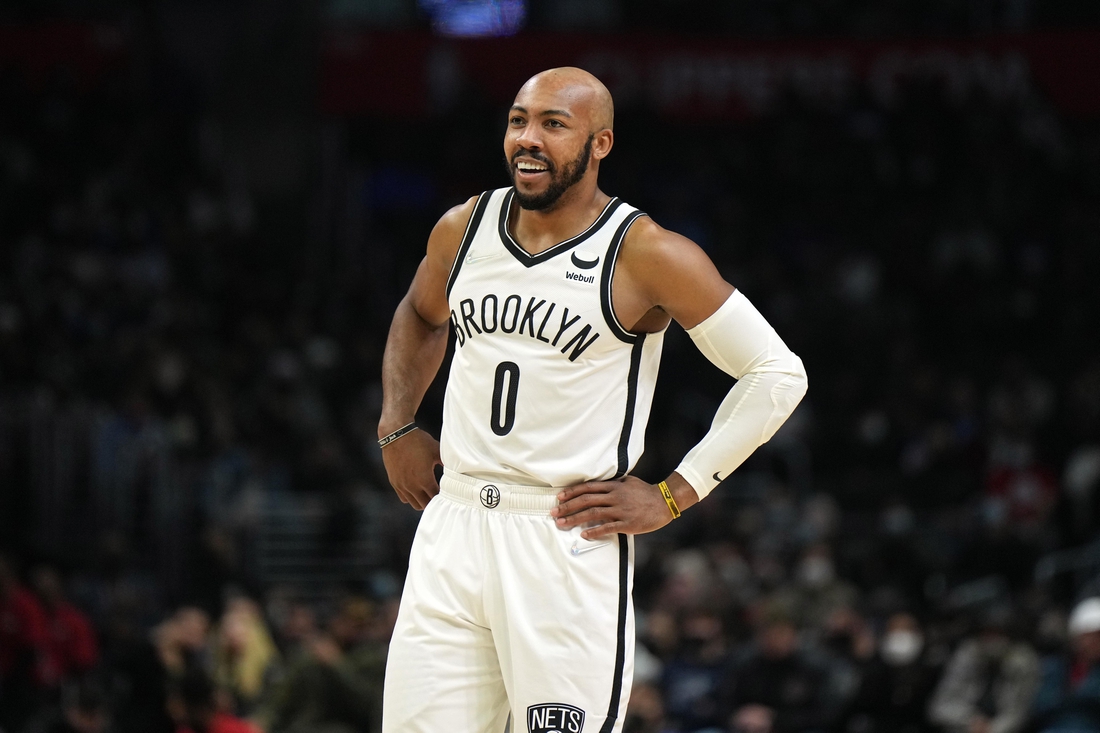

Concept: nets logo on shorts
[[527, 703, 585, 733], [480, 484, 501, 508]]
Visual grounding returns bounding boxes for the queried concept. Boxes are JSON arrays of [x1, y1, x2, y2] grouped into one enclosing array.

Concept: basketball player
[[377, 68, 807, 733]]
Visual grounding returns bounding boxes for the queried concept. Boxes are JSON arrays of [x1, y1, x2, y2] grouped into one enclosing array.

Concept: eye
[[510, 116, 525, 126], [546, 119, 565, 128]]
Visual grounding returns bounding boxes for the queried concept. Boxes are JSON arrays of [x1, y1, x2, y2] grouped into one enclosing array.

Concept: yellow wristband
[[658, 481, 681, 520]]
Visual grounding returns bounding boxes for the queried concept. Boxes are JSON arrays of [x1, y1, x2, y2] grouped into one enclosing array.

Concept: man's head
[[329, 596, 372, 648], [504, 67, 614, 211], [177, 606, 212, 650], [881, 612, 924, 666], [1069, 597, 1100, 664], [758, 617, 799, 660]]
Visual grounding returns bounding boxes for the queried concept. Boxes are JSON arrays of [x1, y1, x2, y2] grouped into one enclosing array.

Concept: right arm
[[377, 197, 476, 510]]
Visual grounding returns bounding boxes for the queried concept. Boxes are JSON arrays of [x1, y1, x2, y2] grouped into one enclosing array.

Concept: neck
[[510, 178, 610, 255]]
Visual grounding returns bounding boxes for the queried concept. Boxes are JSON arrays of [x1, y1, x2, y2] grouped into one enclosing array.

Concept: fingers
[[553, 504, 617, 529], [582, 521, 625, 540], [552, 483, 616, 518], [397, 479, 439, 511], [556, 480, 615, 503], [412, 483, 439, 511], [381, 431, 442, 511]]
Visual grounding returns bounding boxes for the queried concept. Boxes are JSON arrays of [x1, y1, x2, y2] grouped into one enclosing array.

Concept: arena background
[[1, 1, 1100, 732]]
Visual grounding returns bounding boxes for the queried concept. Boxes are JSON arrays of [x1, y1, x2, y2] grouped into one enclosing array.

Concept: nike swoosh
[[466, 252, 501, 264], [713, 472, 724, 482], [570, 540, 607, 556], [570, 251, 599, 269]]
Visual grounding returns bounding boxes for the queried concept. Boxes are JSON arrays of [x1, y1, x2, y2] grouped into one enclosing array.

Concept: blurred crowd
[[2, 4, 1100, 733], [1, 550, 395, 733]]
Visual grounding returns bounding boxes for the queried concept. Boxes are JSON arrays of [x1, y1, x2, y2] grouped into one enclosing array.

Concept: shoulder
[[616, 214, 719, 284], [614, 212, 733, 329], [432, 194, 483, 243], [425, 194, 484, 268], [618, 214, 697, 260]]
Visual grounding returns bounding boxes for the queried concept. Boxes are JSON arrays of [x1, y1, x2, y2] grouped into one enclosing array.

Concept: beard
[[506, 134, 594, 211]]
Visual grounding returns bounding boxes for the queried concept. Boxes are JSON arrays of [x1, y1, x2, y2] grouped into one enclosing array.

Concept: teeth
[[517, 162, 547, 172]]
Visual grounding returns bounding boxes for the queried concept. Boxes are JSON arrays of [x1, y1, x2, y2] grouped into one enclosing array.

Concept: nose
[[514, 122, 542, 152]]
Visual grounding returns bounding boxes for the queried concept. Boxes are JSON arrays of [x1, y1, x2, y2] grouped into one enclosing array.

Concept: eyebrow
[[510, 105, 573, 118]]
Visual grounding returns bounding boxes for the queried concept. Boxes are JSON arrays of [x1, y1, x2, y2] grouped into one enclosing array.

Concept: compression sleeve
[[674, 290, 808, 500]]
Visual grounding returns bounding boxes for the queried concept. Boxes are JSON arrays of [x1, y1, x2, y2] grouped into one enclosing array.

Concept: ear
[[591, 129, 614, 161]]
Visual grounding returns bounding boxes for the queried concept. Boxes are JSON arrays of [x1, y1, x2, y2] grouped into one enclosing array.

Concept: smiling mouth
[[515, 161, 550, 174]]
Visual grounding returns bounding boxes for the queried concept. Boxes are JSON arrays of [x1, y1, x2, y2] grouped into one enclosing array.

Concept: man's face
[[505, 134, 593, 212], [760, 622, 798, 659], [1074, 629, 1100, 664], [503, 82, 597, 211]]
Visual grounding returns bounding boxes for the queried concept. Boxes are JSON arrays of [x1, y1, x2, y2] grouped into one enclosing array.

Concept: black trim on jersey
[[598, 534, 630, 733], [497, 188, 624, 267], [614, 337, 645, 478], [600, 210, 647, 344], [445, 191, 492, 298]]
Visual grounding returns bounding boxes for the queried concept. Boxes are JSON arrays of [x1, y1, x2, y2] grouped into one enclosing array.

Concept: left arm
[[552, 217, 807, 538]]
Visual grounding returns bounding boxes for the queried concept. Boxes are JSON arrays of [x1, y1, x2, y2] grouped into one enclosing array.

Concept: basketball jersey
[[440, 187, 665, 488]]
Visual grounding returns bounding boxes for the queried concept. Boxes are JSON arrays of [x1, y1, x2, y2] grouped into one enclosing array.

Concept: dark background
[[1, 2, 1099, 733]]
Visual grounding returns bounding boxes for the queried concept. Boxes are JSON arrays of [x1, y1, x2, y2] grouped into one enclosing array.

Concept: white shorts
[[383, 469, 635, 733]]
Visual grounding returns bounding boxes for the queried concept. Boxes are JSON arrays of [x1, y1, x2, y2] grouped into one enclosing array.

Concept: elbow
[[791, 352, 808, 400], [775, 352, 808, 424], [773, 351, 807, 410]]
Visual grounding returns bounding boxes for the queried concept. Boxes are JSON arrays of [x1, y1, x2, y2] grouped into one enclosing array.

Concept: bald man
[[378, 68, 808, 733]]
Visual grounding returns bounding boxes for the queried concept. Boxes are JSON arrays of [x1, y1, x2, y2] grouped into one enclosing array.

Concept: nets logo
[[479, 484, 501, 508], [527, 703, 585, 733]]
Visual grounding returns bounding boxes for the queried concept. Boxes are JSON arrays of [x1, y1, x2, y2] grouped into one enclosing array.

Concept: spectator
[[167, 670, 260, 733], [722, 616, 834, 733], [270, 598, 320, 656], [31, 565, 100, 683], [660, 608, 730, 731], [0, 552, 53, 731], [841, 612, 943, 733], [1030, 597, 1100, 733], [210, 597, 280, 715], [111, 607, 210, 733], [816, 606, 876, 716], [624, 683, 676, 733], [769, 544, 858, 629], [928, 607, 1040, 733], [256, 597, 385, 733]]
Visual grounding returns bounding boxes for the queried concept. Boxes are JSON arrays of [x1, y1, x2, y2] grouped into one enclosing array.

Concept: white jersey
[[440, 187, 665, 487]]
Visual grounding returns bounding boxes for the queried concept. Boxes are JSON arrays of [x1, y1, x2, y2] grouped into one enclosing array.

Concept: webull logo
[[564, 271, 594, 284]]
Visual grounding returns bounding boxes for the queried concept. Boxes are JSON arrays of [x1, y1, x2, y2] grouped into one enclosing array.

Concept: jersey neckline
[[497, 188, 623, 268]]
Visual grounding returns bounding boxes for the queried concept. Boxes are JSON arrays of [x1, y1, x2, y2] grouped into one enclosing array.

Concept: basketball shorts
[[383, 468, 635, 733]]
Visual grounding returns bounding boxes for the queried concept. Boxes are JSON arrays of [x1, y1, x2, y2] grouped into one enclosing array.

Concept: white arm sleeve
[[674, 290, 808, 500]]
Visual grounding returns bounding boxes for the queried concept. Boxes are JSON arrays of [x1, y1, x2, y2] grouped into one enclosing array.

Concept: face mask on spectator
[[797, 556, 835, 588], [881, 629, 923, 666]]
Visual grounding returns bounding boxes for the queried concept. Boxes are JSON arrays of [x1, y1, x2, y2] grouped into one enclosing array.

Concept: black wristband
[[378, 422, 419, 448]]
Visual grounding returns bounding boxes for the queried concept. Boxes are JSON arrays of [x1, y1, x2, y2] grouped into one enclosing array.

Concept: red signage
[[320, 30, 1100, 119]]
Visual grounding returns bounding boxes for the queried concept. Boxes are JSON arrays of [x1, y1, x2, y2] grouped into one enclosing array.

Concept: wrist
[[378, 414, 416, 440], [664, 472, 700, 512]]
